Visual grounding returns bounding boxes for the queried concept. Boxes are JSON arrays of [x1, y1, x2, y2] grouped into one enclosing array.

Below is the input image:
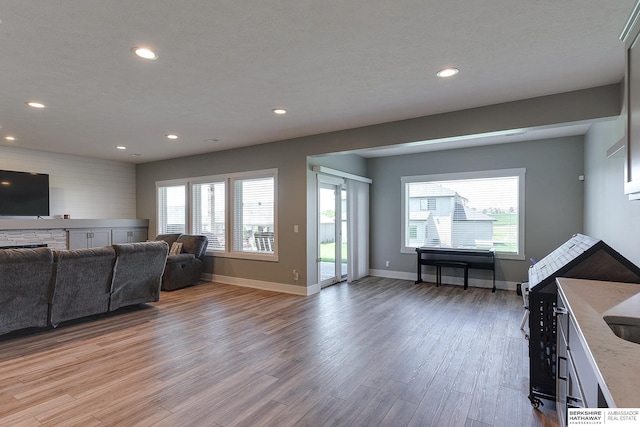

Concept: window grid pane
[[157, 169, 277, 259], [192, 181, 225, 251], [234, 176, 275, 253], [406, 176, 519, 253], [158, 185, 186, 234]]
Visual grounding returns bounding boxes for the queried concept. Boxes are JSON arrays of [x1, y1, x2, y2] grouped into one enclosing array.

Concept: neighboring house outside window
[[408, 183, 495, 248], [402, 168, 525, 260]]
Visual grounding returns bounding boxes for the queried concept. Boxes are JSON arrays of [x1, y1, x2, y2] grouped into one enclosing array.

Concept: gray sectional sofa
[[0, 241, 169, 336]]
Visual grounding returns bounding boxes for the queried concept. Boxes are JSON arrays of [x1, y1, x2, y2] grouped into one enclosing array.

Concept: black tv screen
[[0, 170, 50, 216]]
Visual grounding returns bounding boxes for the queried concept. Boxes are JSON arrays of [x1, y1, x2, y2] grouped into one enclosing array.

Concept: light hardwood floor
[[0, 277, 558, 426]]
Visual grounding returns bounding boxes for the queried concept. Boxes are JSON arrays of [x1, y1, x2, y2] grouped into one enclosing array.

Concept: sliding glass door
[[319, 181, 347, 287]]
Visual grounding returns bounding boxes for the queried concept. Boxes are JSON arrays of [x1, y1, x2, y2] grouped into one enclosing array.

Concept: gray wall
[[368, 136, 585, 284], [136, 84, 619, 291], [584, 117, 640, 265], [137, 141, 310, 288]]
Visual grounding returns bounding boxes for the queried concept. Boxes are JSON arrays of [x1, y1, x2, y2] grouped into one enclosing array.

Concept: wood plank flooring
[[0, 277, 558, 426]]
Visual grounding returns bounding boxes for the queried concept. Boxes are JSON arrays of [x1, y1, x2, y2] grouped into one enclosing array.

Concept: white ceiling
[[0, 1, 635, 163]]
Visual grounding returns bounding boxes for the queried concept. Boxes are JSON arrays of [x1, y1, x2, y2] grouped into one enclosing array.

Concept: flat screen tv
[[0, 169, 50, 216]]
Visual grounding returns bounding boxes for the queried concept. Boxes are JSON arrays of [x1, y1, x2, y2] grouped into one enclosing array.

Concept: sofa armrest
[[166, 253, 196, 263]]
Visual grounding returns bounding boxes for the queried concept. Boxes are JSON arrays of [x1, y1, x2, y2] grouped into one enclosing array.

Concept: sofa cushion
[[155, 233, 182, 247], [110, 241, 169, 311], [0, 247, 54, 335], [50, 246, 116, 326], [176, 234, 208, 260]]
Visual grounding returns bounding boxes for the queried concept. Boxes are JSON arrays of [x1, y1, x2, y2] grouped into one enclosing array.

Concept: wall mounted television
[[0, 169, 50, 216]]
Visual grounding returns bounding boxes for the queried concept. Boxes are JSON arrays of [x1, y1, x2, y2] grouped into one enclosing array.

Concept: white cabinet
[[622, 4, 640, 197], [68, 229, 112, 249], [111, 228, 147, 244], [556, 289, 609, 427], [0, 219, 149, 250], [69, 227, 148, 248]]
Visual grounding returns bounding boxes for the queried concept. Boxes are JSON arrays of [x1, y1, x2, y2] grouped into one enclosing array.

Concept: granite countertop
[[557, 278, 640, 408]]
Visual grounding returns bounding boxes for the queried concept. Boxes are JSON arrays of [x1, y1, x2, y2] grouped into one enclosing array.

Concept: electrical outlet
[[293, 269, 299, 281], [385, 261, 390, 267]]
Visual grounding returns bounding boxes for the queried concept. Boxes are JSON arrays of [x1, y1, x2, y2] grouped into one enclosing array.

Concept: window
[[401, 168, 525, 259], [156, 169, 277, 260], [157, 184, 186, 234], [232, 175, 276, 253], [192, 180, 225, 251]]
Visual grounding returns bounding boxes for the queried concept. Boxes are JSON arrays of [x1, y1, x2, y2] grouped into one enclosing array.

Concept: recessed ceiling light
[[132, 47, 158, 60], [4, 136, 16, 141], [26, 101, 46, 108], [273, 108, 287, 115], [116, 146, 127, 150], [436, 67, 459, 78], [166, 134, 178, 140], [130, 153, 141, 157]]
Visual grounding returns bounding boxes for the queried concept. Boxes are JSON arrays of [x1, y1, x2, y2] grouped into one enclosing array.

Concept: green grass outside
[[320, 242, 348, 263], [320, 214, 518, 257], [488, 213, 518, 252], [488, 213, 517, 226]]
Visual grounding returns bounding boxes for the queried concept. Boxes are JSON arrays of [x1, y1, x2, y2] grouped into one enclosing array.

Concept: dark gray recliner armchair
[[155, 234, 208, 291]]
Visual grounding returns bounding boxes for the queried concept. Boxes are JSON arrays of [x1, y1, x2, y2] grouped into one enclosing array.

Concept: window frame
[[229, 169, 278, 261], [156, 168, 278, 262], [190, 176, 228, 252], [156, 179, 187, 236], [400, 168, 525, 260]]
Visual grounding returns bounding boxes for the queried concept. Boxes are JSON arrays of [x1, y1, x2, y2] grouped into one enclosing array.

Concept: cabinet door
[[111, 229, 131, 244], [623, 6, 640, 195], [129, 228, 148, 243], [556, 296, 569, 427], [68, 230, 91, 249], [568, 317, 598, 407], [90, 229, 111, 248], [111, 228, 148, 244]]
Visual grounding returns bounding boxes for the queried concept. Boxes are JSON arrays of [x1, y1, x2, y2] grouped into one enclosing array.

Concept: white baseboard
[[200, 273, 320, 296], [200, 271, 518, 295], [368, 269, 415, 281], [368, 269, 519, 292]]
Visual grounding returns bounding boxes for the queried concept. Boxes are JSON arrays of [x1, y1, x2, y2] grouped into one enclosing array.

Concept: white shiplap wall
[[0, 146, 136, 219]]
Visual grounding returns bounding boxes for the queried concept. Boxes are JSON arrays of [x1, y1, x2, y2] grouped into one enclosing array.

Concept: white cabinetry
[[111, 228, 147, 244], [556, 286, 609, 427], [68, 229, 112, 249], [70, 227, 148, 248], [0, 218, 149, 250], [622, 3, 640, 197]]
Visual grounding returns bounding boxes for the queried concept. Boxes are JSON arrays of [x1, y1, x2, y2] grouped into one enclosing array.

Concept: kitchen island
[[556, 277, 640, 418]]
